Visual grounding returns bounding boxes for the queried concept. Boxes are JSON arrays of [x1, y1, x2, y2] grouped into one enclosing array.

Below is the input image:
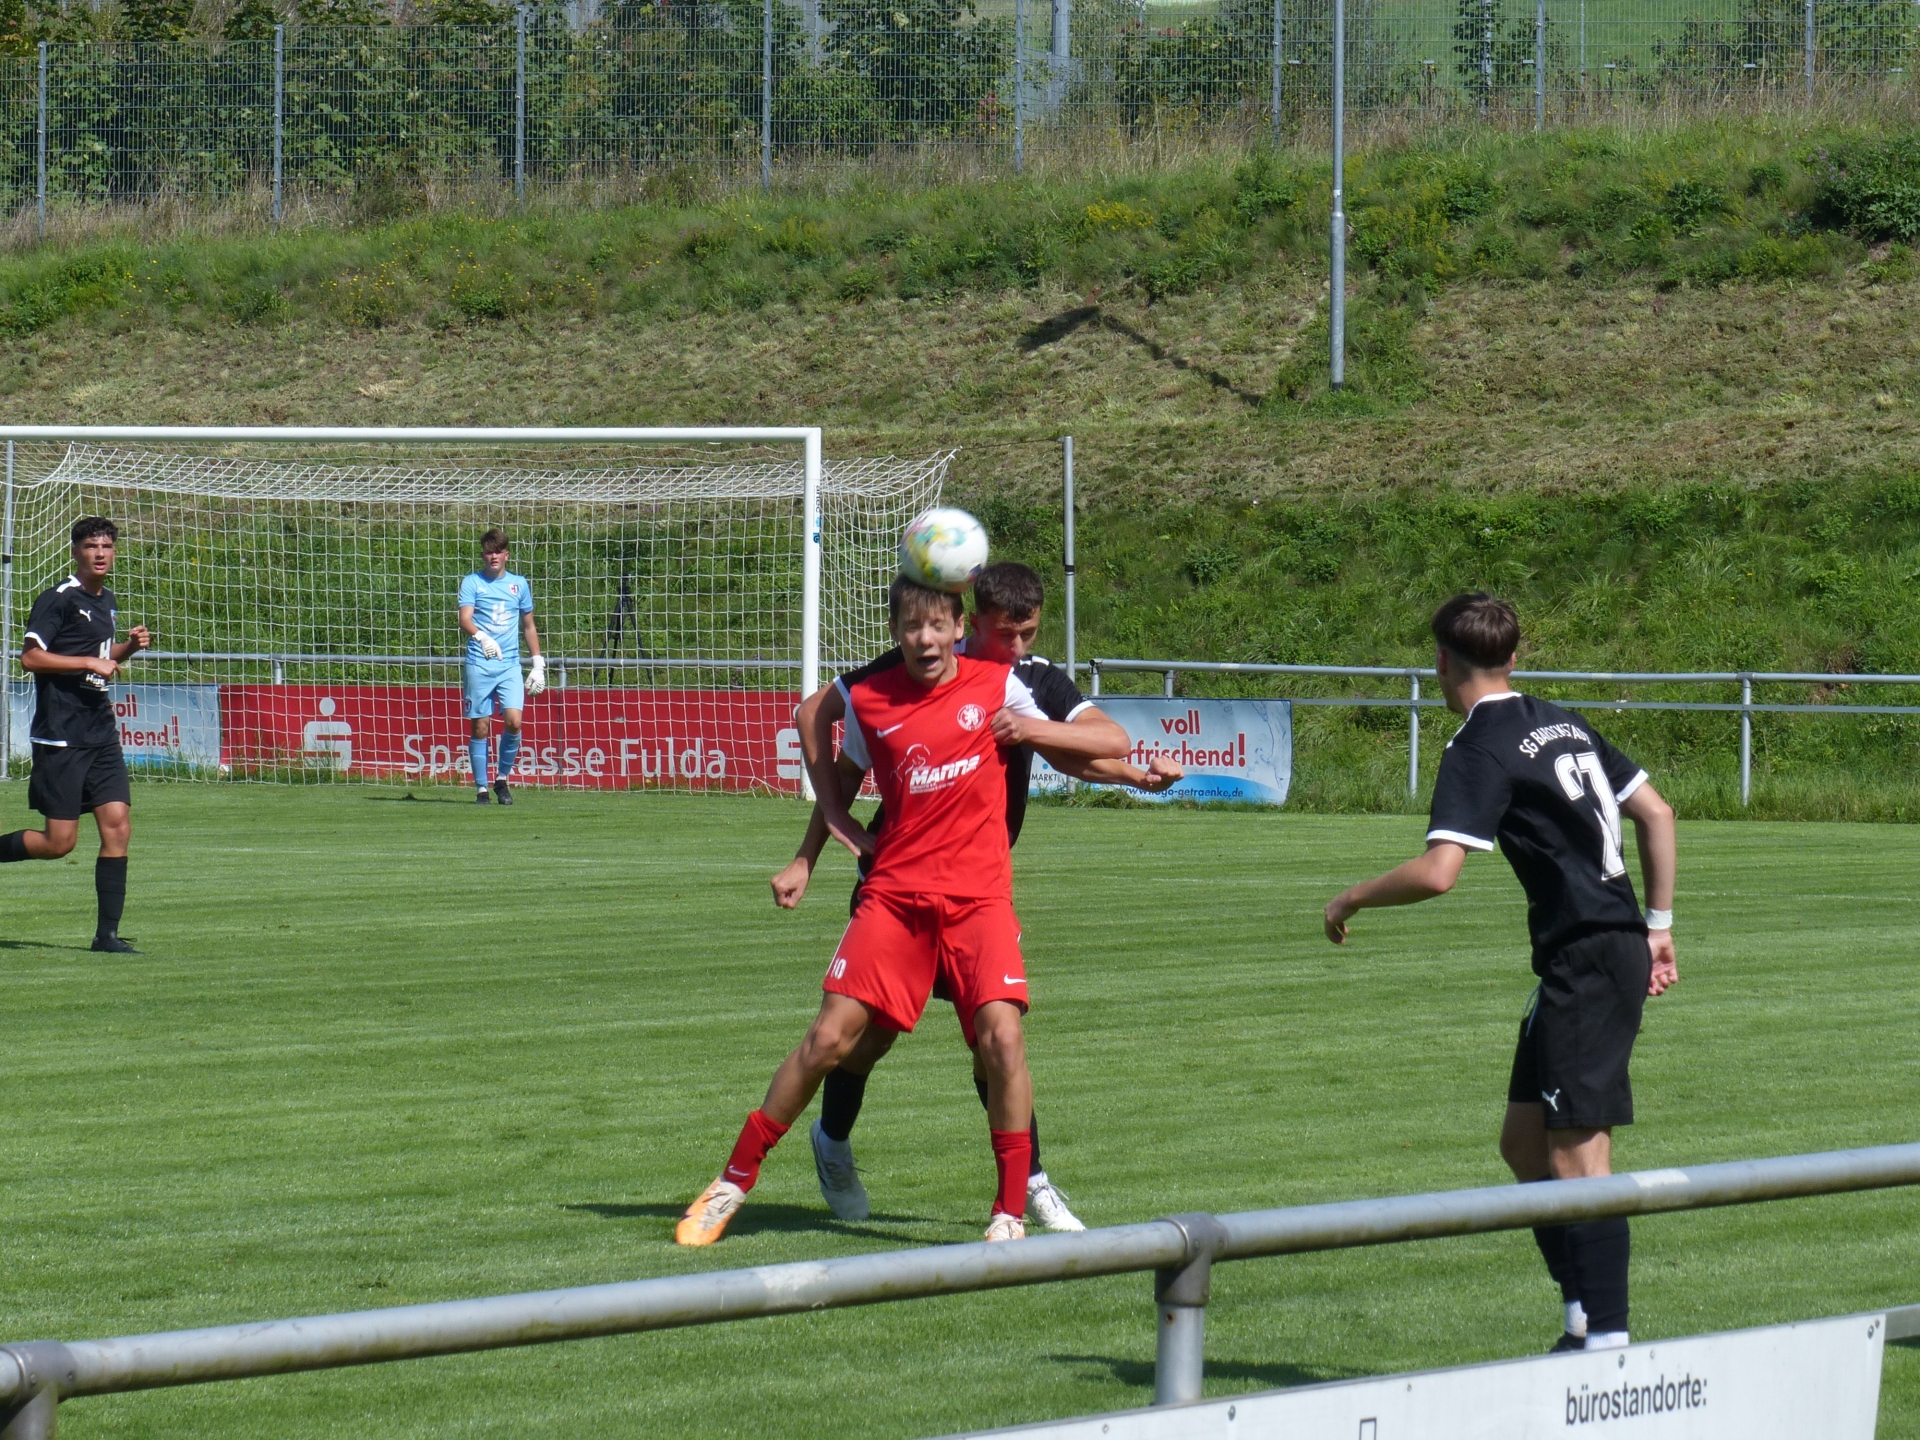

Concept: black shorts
[[1508, 928, 1651, 1130], [28, 742, 131, 821]]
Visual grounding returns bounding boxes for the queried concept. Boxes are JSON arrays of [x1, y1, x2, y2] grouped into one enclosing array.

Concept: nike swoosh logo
[[1003, 976, 1026, 985], [879, 723, 907, 736]]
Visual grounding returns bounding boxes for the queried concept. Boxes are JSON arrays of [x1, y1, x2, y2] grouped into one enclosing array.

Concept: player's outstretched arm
[[991, 706, 1129, 761], [1041, 751, 1185, 792], [1323, 841, 1468, 944], [1622, 781, 1678, 995], [772, 762, 868, 908]]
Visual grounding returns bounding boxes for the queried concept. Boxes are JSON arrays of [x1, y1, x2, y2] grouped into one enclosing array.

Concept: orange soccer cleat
[[675, 1178, 747, 1247]]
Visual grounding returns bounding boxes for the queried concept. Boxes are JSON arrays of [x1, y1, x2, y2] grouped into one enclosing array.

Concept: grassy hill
[[4, 113, 1920, 817]]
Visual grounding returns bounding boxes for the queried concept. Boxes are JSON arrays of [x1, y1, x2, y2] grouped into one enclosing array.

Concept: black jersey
[[836, 640, 1092, 850], [24, 575, 120, 749], [1427, 691, 1648, 968]]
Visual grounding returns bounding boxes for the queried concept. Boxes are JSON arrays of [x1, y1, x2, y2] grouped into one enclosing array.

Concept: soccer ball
[[899, 508, 989, 593]]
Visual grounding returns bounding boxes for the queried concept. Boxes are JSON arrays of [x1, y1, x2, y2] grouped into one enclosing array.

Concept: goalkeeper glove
[[527, 655, 547, 695], [477, 634, 503, 661]]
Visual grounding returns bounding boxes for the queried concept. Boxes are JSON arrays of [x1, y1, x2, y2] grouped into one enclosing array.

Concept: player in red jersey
[[676, 575, 1130, 1246]]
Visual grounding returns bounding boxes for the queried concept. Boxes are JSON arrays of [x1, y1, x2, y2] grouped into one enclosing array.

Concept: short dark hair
[[1431, 592, 1520, 670], [972, 561, 1045, 621], [889, 573, 964, 625], [71, 516, 117, 547], [480, 528, 509, 554]]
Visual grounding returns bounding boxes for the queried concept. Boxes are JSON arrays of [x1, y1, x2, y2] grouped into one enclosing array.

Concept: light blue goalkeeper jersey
[[458, 570, 534, 665]]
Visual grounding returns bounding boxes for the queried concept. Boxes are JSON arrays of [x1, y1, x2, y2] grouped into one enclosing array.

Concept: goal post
[[0, 427, 947, 795]]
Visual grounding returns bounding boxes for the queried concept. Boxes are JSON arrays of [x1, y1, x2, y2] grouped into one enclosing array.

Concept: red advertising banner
[[219, 685, 805, 791]]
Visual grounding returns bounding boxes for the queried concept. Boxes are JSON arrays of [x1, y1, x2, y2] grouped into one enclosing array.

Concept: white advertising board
[[9, 682, 222, 769], [942, 1313, 1887, 1440], [1032, 698, 1292, 806]]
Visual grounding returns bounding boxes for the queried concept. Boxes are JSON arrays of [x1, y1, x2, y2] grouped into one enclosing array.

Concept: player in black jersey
[[771, 562, 1182, 1230], [1, 518, 153, 952], [1324, 593, 1677, 1355]]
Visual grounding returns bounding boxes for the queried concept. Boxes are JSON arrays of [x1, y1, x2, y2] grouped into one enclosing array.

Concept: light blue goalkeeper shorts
[[463, 660, 525, 720]]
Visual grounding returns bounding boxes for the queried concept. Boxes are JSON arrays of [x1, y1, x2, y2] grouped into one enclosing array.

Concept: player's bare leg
[[972, 1000, 1033, 1240], [970, 1041, 1084, 1231], [1501, 1103, 1624, 1352], [813, 1025, 896, 1221], [6, 806, 136, 952], [678, 993, 874, 1246]]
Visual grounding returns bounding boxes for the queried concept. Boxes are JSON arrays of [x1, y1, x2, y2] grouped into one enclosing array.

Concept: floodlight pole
[[1328, 0, 1345, 391], [271, 25, 284, 226], [36, 42, 47, 241], [1061, 436, 1076, 679]]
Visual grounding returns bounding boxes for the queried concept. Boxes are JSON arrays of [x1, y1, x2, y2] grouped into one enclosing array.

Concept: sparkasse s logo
[[956, 703, 986, 731]]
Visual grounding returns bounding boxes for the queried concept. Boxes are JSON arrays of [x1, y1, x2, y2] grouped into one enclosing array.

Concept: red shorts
[[824, 891, 1028, 1048]]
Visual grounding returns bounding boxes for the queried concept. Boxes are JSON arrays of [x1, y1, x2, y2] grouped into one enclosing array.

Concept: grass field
[[1, 783, 1918, 1437]]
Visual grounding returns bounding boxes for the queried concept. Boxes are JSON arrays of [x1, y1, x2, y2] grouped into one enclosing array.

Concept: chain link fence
[[0, 0, 1915, 222]]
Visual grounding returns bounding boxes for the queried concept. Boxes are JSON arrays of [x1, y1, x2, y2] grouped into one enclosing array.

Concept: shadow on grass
[[366, 792, 477, 805], [1018, 305, 1266, 408], [562, 1201, 940, 1244], [0, 937, 107, 953], [1049, 1353, 1370, 1391]]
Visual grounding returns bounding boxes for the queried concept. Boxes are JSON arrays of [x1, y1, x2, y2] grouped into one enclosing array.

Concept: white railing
[[3, 1144, 1920, 1437], [1088, 660, 1920, 806]]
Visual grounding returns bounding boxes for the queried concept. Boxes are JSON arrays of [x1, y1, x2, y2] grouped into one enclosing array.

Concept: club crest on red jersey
[[956, 703, 986, 731]]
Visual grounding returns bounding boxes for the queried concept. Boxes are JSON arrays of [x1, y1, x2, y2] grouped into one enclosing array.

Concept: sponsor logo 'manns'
[[909, 753, 982, 793]]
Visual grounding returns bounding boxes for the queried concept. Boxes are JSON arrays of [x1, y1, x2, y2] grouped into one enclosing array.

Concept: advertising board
[[1031, 697, 1292, 805]]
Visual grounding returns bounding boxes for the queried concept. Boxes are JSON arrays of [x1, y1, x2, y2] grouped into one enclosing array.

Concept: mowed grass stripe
[[0, 786, 1915, 1439]]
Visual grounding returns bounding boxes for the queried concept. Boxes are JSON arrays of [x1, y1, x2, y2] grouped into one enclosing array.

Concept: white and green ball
[[899, 507, 989, 593]]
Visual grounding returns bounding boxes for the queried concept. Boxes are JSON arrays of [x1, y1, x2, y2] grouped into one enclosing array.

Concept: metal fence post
[[0, 1342, 76, 1440], [514, 7, 527, 204], [1062, 436, 1076, 680], [761, 0, 772, 191], [1153, 1214, 1221, 1407], [271, 25, 284, 226], [1013, 0, 1026, 174], [1803, 0, 1814, 97], [1534, 0, 1545, 131], [1328, 0, 1345, 391], [35, 41, 47, 241], [1270, 0, 1282, 142], [1090, 659, 1101, 697], [1740, 674, 1752, 807], [1408, 671, 1420, 798]]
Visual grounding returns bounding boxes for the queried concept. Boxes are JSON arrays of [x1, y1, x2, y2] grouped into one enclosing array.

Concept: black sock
[[974, 1072, 990, 1110], [95, 855, 127, 937], [819, 1067, 866, 1143], [0, 831, 29, 863], [1566, 1217, 1630, 1334], [1526, 1179, 1579, 1302]]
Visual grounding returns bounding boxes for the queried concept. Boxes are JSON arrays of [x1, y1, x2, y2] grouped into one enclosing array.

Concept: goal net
[[0, 430, 948, 793]]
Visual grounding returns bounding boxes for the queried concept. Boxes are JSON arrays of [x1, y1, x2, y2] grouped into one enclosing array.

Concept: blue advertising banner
[[1032, 697, 1292, 805], [9, 682, 223, 770]]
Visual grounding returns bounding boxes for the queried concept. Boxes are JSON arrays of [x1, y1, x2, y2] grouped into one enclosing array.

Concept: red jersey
[[841, 655, 1046, 900]]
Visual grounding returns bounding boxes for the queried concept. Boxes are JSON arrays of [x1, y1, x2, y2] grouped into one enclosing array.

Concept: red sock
[[723, 1109, 790, 1192], [990, 1128, 1033, 1217]]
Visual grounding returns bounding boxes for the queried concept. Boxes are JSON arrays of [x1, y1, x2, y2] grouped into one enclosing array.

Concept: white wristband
[[1644, 908, 1672, 931]]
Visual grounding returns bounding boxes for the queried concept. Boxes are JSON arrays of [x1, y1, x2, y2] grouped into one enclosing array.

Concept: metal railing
[[1089, 658, 1920, 806], [1, 0, 1916, 220], [2, 1142, 1919, 1436]]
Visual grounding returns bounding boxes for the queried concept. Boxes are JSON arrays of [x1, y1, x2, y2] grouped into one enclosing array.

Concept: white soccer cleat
[[985, 1211, 1026, 1242], [674, 1177, 746, 1247], [810, 1119, 870, 1221], [1026, 1174, 1086, 1232]]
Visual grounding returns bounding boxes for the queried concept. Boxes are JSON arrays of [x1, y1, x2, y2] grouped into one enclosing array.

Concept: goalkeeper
[[457, 529, 544, 805]]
